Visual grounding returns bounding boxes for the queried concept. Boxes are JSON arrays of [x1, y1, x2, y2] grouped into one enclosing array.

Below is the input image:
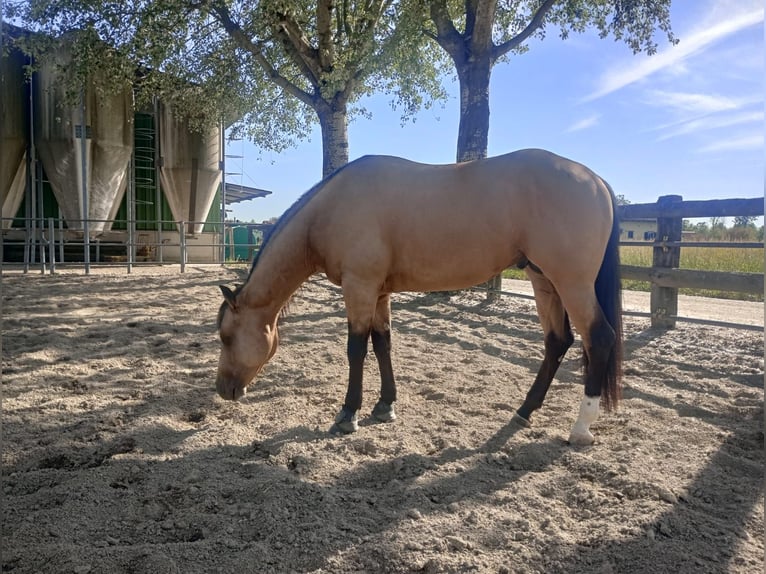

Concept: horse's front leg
[[370, 294, 396, 423], [333, 323, 370, 433]]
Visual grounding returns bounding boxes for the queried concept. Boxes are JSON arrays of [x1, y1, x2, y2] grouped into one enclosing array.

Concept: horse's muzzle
[[216, 377, 247, 401]]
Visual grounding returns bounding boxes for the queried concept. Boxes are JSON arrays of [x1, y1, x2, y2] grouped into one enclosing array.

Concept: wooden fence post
[[651, 194, 683, 328]]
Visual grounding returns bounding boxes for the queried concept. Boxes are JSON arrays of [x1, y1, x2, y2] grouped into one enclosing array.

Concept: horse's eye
[[220, 334, 233, 347]]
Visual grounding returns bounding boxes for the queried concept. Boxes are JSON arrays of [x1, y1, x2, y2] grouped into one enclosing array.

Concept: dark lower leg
[[344, 326, 369, 412], [371, 328, 396, 405], [568, 320, 617, 443], [582, 319, 616, 399], [516, 328, 574, 421]]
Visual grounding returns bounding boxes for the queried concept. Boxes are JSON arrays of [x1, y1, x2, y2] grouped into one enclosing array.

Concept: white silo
[[157, 101, 222, 235], [34, 48, 133, 234], [1, 48, 27, 228]]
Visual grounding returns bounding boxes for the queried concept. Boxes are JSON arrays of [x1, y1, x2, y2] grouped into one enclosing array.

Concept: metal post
[[58, 214, 64, 263], [38, 216, 46, 274], [27, 152, 40, 269], [48, 217, 56, 274], [35, 158, 45, 274], [127, 158, 135, 274], [23, 173, 31, 272], [154, 98, 164, 264], [179, 221, 186, 273], [220, 121, 226, 265], [79, 88, 90, 274], [35, 138, 45, 273], [24, 54, 35, 272]]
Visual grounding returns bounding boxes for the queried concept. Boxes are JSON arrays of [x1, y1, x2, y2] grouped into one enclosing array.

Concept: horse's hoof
[[331, 407, 358, 434], [512, 412, 531, 428], [371, 400, 396, 423], [568, 430, 595, 446]]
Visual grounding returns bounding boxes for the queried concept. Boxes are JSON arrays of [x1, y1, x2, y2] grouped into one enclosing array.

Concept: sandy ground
[[1, 265, 763, 574]]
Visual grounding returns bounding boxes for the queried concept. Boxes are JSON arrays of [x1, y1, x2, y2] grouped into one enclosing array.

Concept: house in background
[[620, 219, 657, 242]]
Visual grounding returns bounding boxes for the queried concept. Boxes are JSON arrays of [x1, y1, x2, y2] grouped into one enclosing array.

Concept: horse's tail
[[594, 180, 623, 411]]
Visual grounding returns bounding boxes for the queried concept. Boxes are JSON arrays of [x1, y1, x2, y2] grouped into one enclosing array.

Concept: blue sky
[[226, 0, 764, 223]]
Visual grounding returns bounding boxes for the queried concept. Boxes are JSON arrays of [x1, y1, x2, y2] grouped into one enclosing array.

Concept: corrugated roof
[[224, 183, 272, 205]]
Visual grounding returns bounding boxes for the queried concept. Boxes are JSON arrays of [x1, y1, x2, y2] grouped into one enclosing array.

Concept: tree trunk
[[317, 102, 349, 177], [455, 62, 491, 163], [456, 60, 503, 300]]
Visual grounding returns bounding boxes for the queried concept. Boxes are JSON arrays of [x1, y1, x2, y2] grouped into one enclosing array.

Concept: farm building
[[0, 24, 271, 265], [619, 218, 657, 242]]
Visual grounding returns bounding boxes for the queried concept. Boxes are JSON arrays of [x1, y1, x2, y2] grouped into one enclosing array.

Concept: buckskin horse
[[216, 149, 623, 445]]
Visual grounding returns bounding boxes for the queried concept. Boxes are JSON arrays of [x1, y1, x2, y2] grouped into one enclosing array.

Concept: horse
[[216, 148, 623, 445]]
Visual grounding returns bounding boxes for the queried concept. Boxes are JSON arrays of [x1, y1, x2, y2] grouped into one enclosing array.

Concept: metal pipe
[[79, 87, 90, 274], [36, 152, 45, 274], [48, 217, 55, 274], [220, 120, 226, 265], [154, 97, 163, 263], [38, 214, 46, 274], [23, 163, 31, 271], [179, 221, 186, 273], [58, 214, 64, 263], [24, 54, 35, 272], [127, 157, 135, 273]]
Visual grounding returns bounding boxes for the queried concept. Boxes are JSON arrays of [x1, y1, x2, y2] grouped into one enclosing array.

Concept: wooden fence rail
[[616, 195, 763, 328]]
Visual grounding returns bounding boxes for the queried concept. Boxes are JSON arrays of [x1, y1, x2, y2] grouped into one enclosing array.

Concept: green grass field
[[502, 245, 764, 301]]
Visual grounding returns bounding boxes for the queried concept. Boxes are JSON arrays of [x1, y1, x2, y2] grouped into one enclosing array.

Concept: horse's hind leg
[[370, 294, 397, 423], [557, 286, 616, 445], [515, 270, 574, 426]]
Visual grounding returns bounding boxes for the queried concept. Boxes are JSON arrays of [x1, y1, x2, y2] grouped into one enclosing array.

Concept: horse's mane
[[217, 161, 355, 329]]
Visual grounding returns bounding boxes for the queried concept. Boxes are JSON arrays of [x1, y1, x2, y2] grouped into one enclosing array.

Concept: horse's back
[[308, 150, 615, 292]]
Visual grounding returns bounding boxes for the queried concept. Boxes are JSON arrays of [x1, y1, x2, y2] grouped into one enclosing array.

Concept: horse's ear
[[219, 285, 238, 311]]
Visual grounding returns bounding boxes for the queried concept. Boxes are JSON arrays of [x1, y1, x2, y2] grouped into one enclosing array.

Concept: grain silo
[[1, 47, 27, 229], [33, 47, 133, 234], [157, 101, 222, 235]]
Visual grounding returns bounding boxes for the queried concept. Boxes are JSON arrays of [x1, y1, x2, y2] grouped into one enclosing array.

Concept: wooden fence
[[617, 195, 763, 328]]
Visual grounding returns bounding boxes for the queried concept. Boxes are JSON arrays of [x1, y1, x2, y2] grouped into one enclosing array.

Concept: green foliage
[[8, 0, 446, 155], [426, 1, 676, 163], [547, 0, 676, 55], [734, 215, 757, 228], [683, 218, 763, 242], [428, 1, 675, 65]]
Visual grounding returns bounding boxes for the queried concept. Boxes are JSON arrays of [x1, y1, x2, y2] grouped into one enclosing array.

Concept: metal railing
[[0, 216, 268, 275]]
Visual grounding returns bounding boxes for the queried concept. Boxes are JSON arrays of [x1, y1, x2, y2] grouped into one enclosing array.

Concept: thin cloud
[[642, 90, 743, 114], [584, 6, 763, 101], [658, 110, 763, 141], [565, 114, 600, 133], [698, 134, 762, 153]]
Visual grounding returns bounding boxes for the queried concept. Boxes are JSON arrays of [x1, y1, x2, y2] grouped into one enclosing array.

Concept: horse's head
[[215, 285, 279, 400]]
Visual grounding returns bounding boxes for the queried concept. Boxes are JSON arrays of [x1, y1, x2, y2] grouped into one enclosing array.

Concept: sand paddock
[[1, 266, 763, 573]]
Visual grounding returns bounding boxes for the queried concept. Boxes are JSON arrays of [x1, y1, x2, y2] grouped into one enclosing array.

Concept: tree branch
[[208, 2, 316, 108], [470, 0, 498, 54], [492, 0, 558, 62], [316, 0, 335, 70], [338, 0, 386, 95], [273, 9, 323, 83], [429, 0, 465, 62]]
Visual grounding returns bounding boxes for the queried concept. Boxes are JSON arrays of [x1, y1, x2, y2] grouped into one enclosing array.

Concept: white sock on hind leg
[[568, 396, 600, 445]]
